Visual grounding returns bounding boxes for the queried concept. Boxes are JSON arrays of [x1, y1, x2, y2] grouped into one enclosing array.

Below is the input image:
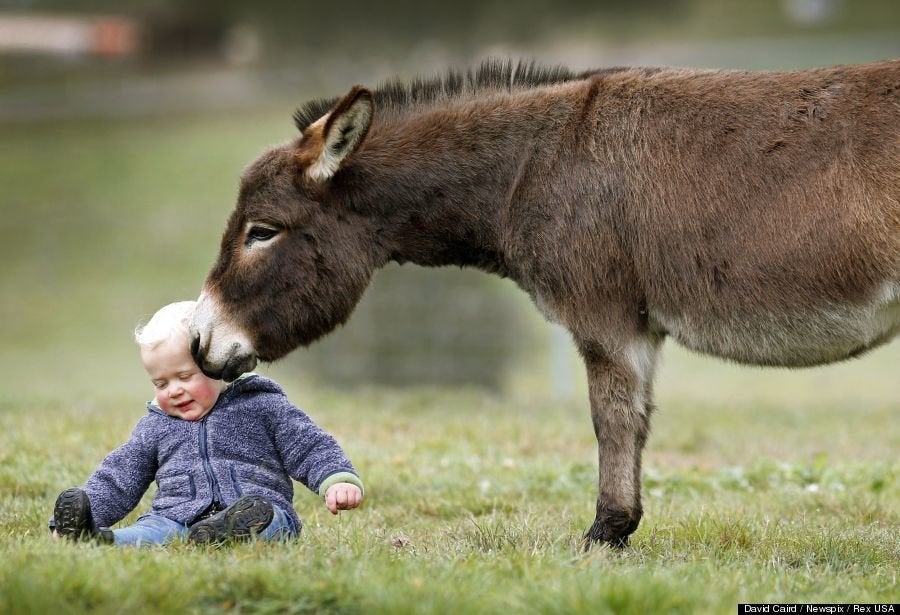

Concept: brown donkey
[[190, 59, 900, 547]]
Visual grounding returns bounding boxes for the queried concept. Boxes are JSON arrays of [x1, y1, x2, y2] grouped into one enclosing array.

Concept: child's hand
[[324, 482, 362, 514]]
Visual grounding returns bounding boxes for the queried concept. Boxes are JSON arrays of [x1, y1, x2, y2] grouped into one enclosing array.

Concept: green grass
[[1, 110, 898, 613], [1, 379, 898, 613]]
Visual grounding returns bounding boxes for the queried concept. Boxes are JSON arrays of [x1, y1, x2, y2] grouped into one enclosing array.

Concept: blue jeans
[[112, 504, 298, 547]]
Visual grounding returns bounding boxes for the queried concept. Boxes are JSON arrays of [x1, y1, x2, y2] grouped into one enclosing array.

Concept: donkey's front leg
[[579, 338, 657, 549]]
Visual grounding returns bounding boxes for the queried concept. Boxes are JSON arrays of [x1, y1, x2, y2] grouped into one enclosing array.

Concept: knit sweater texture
[[83, 374, 361, 530]]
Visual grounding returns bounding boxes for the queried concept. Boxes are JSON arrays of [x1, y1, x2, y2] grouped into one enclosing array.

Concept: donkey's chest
[[649, 282, 900, 367]]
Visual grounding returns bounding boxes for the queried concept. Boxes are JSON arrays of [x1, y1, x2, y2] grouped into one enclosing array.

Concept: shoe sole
[[53, 488, 91, 539], [188, 496, 274, 544]]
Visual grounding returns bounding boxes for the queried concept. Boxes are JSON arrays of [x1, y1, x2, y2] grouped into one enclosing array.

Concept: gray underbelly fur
[[649, 283, 900, 367]]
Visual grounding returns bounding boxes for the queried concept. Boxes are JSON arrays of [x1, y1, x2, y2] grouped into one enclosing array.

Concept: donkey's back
[[563, 60, 900, 368]]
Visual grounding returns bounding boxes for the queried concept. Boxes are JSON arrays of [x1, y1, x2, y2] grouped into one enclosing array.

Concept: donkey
[[190, 59, 900, 548]]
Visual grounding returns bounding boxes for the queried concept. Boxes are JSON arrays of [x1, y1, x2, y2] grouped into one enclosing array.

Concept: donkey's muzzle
[[189, 291, 259, 381], [190, 331, 257, 382]]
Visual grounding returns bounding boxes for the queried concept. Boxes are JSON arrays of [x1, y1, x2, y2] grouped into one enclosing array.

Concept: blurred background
[[1, 0, 898, 406]]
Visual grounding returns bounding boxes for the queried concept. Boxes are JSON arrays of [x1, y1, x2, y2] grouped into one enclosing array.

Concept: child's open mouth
[[174, 400, 193, 409]]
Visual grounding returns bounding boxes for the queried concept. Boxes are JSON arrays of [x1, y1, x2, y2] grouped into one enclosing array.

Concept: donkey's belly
[[650, 282, 900, 367]]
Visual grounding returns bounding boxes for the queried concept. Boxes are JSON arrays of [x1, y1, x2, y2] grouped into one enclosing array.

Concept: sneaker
[[187, 496, 274, 544], [51, 488, 114, 543]]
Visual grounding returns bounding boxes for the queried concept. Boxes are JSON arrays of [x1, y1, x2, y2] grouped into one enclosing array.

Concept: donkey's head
[[191, 86, 378, 381]]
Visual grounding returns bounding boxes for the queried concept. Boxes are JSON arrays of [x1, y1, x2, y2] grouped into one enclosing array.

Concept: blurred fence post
[[288, 265, 537, 390], [549, 323, 575, 400]]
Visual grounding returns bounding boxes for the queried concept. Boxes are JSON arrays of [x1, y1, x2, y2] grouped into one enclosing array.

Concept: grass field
[[1, 109, 898, 613]]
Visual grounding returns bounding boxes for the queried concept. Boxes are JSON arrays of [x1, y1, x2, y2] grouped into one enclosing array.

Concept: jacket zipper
[[199, 418, 223, 505]]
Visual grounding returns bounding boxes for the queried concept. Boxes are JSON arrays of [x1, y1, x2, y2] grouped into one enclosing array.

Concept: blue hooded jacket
[[82, 374, 363, 530]]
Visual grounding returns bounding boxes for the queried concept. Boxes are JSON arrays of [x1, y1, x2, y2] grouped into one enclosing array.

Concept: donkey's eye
[[246, 226, 279, 246]]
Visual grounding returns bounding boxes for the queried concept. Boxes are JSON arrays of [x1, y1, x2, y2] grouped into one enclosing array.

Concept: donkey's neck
[[337, 88, 581, 276]]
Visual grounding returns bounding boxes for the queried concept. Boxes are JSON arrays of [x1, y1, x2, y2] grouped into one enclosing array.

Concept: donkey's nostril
[[190, 333, 202, 364]]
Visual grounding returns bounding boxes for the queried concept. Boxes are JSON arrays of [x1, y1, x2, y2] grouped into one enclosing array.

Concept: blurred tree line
[[12, 0, 900, 63]]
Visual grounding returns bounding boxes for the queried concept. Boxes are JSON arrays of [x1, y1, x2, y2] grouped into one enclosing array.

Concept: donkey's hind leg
[[578, 335, 659, 549]]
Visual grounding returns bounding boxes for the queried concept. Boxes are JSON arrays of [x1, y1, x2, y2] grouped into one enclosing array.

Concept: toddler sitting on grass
[[50, 300, 363, 546]]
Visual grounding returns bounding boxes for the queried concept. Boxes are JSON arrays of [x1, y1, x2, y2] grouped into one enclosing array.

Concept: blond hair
[[134, 301, 196, 348]]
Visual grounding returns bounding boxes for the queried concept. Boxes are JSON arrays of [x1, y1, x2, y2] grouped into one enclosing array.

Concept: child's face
[[141, 333, 226, 421]]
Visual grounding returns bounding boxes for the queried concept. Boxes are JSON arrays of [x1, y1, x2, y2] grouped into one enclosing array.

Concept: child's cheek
[[194, 382, 220, 411], [158, 399, 182, 418]]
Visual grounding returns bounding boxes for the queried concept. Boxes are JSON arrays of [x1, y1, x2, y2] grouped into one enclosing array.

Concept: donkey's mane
[[293, 59, 604, 132]]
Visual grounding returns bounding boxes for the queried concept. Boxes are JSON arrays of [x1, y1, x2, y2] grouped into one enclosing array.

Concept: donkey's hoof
[[581, 526, 630, 550], [582, 506, 641, 550]]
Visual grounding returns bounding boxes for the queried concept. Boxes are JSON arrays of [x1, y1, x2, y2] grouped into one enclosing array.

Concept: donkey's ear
[[301, 86, 373, 182]]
